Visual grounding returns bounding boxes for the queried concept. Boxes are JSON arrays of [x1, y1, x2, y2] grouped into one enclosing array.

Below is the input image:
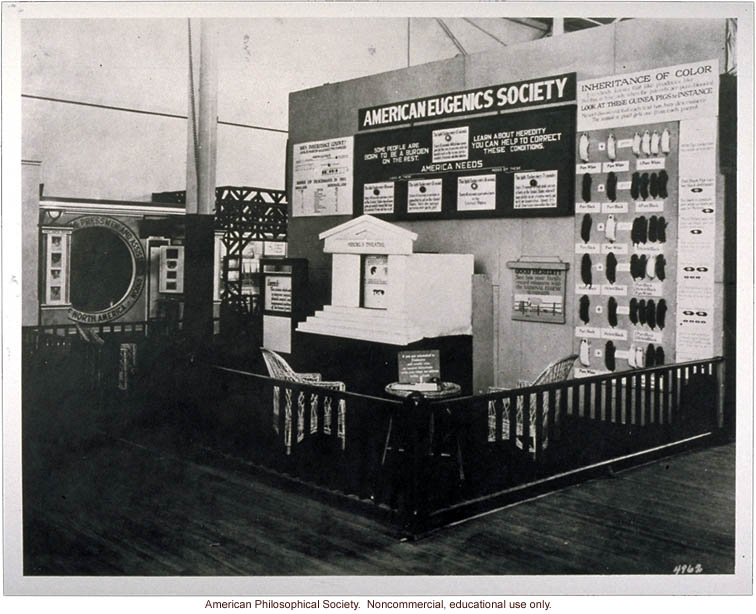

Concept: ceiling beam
[[502, 18, 550, 33], [462, 18, 507, 46], [435, 18, 468, 55], [580, 17, 610, 27]]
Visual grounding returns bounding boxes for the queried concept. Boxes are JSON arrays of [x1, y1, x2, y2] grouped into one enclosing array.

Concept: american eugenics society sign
[[358, 73, 576, 130]]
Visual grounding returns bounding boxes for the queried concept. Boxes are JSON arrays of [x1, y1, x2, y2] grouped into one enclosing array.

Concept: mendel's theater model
[[16, 15, 741, 583]]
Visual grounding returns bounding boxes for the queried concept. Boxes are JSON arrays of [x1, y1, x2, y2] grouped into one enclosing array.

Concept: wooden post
[[716, 360, 726, 432], [183, 18, 218, 352], [401, 392, 429, 539]]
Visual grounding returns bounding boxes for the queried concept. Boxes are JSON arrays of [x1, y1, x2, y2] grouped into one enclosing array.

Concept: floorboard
[[23, 424, 735, 576]]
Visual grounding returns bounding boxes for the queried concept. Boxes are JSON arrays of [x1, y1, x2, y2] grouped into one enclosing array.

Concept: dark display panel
[[353, 105, 576, 220]]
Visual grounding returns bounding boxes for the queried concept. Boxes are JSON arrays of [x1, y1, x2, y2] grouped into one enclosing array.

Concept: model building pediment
[[319, 215, 417, 255]]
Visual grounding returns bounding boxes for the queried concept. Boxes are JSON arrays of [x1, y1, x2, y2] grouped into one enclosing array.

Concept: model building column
[[183, 18, 218, 350]]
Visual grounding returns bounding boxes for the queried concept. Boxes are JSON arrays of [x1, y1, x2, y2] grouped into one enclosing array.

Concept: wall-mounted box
[[159, 245, 184, 294]]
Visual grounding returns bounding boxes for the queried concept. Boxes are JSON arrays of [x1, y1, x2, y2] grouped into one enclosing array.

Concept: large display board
[[353, 106, 576, 220], [572, 59, 720, 376]]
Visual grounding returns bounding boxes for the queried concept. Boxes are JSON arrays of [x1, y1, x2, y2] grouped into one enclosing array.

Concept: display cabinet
[[260, 258, 308, 354]]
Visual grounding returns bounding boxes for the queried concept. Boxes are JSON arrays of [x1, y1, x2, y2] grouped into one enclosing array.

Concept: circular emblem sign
[[67, 215, 146, 323]]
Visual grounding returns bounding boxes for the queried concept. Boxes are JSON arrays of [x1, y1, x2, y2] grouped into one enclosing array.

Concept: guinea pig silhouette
[[581, 173, 592, 202], [607, 297, 618, 328], [649, 172, 659, 199], [657, 216, 667, 243], [605, 214, 617, 242], [581, 253, 593, 287], [606, 172, 617, 202], [656, 299, 667, 329], [580, 213, 592, 243], [655, 254, 666, 281], [579, 295, 590, 325], [605, 252, 617, 284], [646, 299, 656, 329], [605, 341, 616, 372], [579, 338, 591, 367], [655, 346, 665, 365], [648, 216, 658, 242], [639, 173, 650, 200], [658, 170, 669, 199], [630, 172, 640, 200]]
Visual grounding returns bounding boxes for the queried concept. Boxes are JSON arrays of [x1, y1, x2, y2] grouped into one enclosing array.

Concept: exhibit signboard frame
[[572, 58, 720, 376], [353, 105, 576, 220], [507, 259, 569, 324]]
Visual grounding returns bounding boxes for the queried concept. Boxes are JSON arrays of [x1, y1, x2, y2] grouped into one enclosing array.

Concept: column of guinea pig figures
[[577, 132, 593, 367], [578, 128, 671, 371], [603, 131, 619, 372], [627, 126, 671, 369], [578, 132, 623, 370]]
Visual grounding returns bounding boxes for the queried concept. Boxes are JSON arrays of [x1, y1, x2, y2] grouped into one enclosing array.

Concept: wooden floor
[[24, 425, 735, 576]]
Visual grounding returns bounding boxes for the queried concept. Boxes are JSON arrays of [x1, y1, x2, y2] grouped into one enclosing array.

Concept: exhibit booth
[[16, 17, 740, 551], [20, 176, 288, 330], [284, 18, 733, 397]]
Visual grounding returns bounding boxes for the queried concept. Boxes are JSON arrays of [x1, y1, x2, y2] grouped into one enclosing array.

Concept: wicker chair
[[260, 347, 346, 391], [489, 354, 578, 455]]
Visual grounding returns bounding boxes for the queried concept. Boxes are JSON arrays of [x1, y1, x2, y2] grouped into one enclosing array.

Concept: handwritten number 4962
[[673, 564, 703, 574]]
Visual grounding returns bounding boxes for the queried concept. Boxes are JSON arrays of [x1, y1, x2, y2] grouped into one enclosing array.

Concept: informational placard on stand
[[264, 275, 292, 313], [292, 136, 354, 217], [398, 350, 441, 384], [507, 260, 568, 323]]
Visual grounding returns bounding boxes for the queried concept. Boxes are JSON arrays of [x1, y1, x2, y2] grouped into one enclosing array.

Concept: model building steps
[[297, 306, 424, 345]]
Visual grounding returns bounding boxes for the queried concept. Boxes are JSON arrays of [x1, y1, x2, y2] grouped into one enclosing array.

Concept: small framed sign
[[398, 350, 440, 384], [507, 259, 569, 324], [263, 241, 287, 257]]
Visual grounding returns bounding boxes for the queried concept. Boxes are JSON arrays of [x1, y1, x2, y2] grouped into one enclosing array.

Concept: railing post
[[400, 391, 430, 539], [716, 360, 727, 437]]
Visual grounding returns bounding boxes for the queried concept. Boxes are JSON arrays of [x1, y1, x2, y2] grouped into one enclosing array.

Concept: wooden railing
[[186, 357, 724, 539], [22, 320, 162, 355], [415, 357, 726, 533], [21, 328, 725, 539], [196, 366, 404, 520], [21, 318, 223, 357]]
